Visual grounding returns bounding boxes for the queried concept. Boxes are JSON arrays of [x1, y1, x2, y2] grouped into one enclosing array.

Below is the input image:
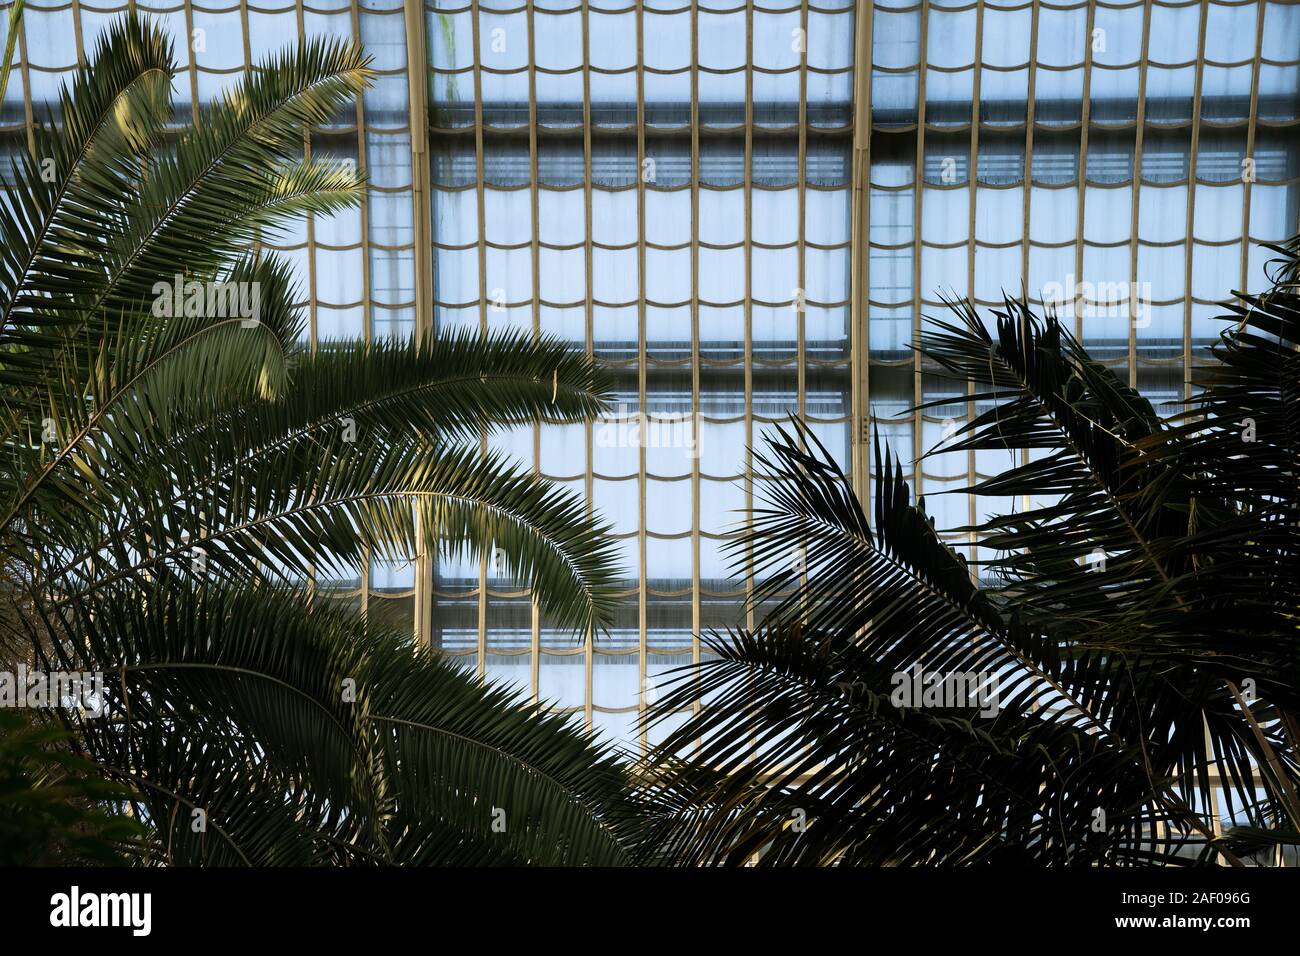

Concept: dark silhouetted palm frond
[[633, 239, 1300, 867]]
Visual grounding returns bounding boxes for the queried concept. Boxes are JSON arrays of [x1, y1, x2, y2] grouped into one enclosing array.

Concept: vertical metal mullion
[[350, 0, 374, 615], [967, 0, 983, 566], [849, 0, 873, 502], [348, 0, 374, 351], [182, 1, 200, 129], [1074, 0, 1097, 342], [1186, 4, 1214, 845], [1183, 0, 1209, 403], [69, 0, 84, 66], [297, 1, 319, 355], [15, 9, 34, 156], [237, 0, 271, 594], [581, 0, 595, 733], [797, 1, 808, 423], [527, 1, 541, 702], [1128, 0, 1153, 390], [1022, 0, 1039, 285], [690, 0, 702, 712], [1019, 0, 1039, 516], [1190, 5, 1216, 858], [470, 0, 488, 676], [635, 0, 648, 752], [743, 0, 755, 638], [239, 1, 253, 80], [796, 0, 813, 769], [407, 0, 434, 345], [298, 3, 321, 603], [742, 1, 756, 762], [911, 0, 929, 499], [1239, 0, 1266, 304], [407, 0, 434, 645]]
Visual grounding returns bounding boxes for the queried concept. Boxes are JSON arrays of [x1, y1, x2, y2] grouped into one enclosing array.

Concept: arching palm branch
[[1, 14, 634, 865], [633, 241, 1300, 867]]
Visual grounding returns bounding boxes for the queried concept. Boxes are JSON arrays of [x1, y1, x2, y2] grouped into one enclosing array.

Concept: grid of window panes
[[425, 0, 856, 747], [0, 0, 421, 621], [866, 0, 1300, 564], [5, 1, 1298, 754]]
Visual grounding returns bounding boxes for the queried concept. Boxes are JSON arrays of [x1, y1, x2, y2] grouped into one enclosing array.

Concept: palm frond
[[35, 581, 635, 865], [1, 14, 632, 866], [634, 422, 1231, 865], [0, 13, 173, 369]]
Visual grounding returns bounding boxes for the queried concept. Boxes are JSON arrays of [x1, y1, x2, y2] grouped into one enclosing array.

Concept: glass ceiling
[[3, 0, 1297, 749]]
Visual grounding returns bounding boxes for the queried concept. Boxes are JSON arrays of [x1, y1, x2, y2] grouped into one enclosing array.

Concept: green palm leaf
[[1, 14, 633, 866]]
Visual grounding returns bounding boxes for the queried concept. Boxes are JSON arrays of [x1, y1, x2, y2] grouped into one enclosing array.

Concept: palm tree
[[633, 239, 1300, 866], [1, 15, 637, 865]]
